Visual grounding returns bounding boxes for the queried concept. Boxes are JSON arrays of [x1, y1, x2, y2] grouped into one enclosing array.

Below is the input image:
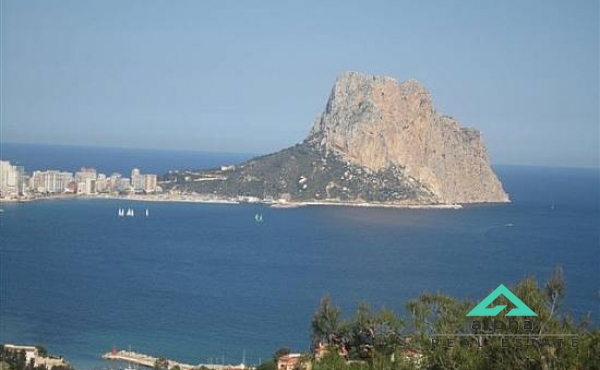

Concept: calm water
[[1, 145, 599, 369]]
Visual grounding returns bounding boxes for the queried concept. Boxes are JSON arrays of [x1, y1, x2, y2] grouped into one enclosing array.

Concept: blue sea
[[1, 144, 599, 369]]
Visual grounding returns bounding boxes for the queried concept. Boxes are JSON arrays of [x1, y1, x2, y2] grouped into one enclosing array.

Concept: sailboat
[[254, 213, 263, 223], [145, 208, 149, 217], [118, 208, 125, 217]]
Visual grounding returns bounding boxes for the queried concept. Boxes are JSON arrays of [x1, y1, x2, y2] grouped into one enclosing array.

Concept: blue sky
[[2, 1, 598, 167]]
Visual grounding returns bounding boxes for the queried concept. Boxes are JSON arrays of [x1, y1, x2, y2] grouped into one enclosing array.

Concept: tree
[[273, 347, 291, 363], [311, 295, 345, 350], [304, 268, 599, 370], [153, 358, 168, 370], [255, 359, 276, 370], [312, 351, 347, 370]]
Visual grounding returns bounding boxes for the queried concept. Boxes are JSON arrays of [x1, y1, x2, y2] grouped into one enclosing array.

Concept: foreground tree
[[308, 267, 599, 370]]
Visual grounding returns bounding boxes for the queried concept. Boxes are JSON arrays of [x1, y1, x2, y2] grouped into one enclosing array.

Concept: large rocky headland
[[164, 71, 509, 205]]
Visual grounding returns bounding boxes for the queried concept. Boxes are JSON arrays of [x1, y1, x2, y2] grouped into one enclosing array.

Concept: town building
[[144, 174, 157, 193], [95, 173, 108, 193], [3, 344, 39, 364], [131, 168, 157, 193], [0, 160, 25, 198], [74, 168, 98, 195], [131, 168, 144, 191], [117, 177, 132, 192], [31, 170, 73, 193], [3, 344, 70, 369], [277, 354, 303, 370]]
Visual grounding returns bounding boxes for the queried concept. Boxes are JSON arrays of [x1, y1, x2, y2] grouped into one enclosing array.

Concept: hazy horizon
[[2, 1, 598, 168], [3, 141, 600, 170]]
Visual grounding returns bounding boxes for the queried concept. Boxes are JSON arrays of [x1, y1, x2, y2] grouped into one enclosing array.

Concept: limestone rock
[[307, 71, 509, 203], [168, 71, 509, 205]]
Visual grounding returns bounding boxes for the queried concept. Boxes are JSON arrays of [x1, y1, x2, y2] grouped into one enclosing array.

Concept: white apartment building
[[131, 168, 157, 193], [31, 170, 73, 193], [0, 160, 25, 197]]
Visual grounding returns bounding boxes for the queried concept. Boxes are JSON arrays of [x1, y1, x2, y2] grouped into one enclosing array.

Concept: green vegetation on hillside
[[297, 267, 599, 370], [163, 141, 434, 203]]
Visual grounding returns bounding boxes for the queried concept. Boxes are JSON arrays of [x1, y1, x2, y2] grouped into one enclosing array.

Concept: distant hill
[[164, 72, 509, 205]]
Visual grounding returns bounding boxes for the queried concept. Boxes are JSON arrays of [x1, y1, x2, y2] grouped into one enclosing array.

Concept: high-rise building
[[117, 178, 132, 192], [31, 170, 73, 193], [130, 168, 158, 193], [95, 173, 108, 193], [0, 160, 25, 198], [131, 168, 144, 191], [14, 166, 25, 195], [143, 174, 158, 193], [75, 167, 97, 182]]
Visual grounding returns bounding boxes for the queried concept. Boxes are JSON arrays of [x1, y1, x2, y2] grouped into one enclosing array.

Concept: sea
[[1, 143, 599, 369]]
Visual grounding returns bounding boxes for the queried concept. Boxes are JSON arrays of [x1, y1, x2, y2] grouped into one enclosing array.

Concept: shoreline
[[1, 193, 464, 210]]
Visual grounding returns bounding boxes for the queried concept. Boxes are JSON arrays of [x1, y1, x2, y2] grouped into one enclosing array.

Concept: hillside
[[164, 72, 509, 205]]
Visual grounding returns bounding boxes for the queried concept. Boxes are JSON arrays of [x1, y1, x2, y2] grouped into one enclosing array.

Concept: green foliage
[[0, 346, 73, 370], [255, 359, 276, 370], [153, 358, 168, 370], [306, 267, 599, 370], [311, 295, 344, 348], [273, 347, 291, 363], [0, 349, 27, 370], [166, 141, 428, 203], [313, 352, 348, 370]]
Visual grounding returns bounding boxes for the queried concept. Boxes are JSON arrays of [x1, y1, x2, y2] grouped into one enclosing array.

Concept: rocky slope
[[166, 71, 509, 204]]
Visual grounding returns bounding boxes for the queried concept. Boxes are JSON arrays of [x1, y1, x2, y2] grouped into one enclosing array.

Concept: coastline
[[1, 193, 463, 210]]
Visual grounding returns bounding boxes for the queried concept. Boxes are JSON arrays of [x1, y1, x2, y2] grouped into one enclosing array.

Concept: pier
[[102, 350, 247, 370]]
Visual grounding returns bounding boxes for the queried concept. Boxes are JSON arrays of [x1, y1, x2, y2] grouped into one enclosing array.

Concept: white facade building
[[31, 170, 73, 193], [0, 160, 25, 197]]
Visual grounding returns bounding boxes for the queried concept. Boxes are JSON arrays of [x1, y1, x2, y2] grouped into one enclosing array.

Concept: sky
[[2, 0, 598, 168]]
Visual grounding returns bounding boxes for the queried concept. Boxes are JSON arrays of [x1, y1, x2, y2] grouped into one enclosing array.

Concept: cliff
[[165, 71, 509, 205], [307, 71, 508, 203]]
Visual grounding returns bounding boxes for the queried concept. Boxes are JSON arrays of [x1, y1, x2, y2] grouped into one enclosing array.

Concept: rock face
[[307, 71, 509, 204], [166, 71, 509, 204]]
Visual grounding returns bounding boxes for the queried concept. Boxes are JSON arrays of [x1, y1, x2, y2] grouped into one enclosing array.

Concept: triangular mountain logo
[[467, 284, 537, 317]]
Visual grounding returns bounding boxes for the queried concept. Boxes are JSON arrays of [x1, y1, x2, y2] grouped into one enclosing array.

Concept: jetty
[[102, 350, 247, 370]]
